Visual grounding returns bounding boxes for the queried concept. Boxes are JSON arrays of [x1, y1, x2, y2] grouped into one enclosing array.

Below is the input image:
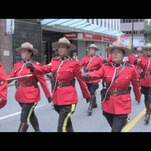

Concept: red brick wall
[[0, 19, 13, 74]]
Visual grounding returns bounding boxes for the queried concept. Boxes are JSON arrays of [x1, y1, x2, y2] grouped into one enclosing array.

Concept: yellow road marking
[[122, 108, 146, 132]]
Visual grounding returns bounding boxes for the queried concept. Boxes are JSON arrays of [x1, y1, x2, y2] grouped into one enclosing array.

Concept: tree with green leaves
[[144, 19, 151, 43]]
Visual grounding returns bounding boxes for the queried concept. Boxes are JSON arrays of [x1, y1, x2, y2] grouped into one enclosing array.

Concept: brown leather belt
[[86, 69, 94, 72], [17, 81, 38, 87], [146, 72, 151, 76], [57, 81, 74, 88], [108, 89, 129, 96]]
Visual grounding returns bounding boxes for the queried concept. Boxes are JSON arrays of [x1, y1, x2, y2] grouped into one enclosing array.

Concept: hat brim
[[105, 47, 132, 56], [142, 46, 151, 50], [136, 50, 144, 52], [86, 46, 99, 51], [15, 47, 38, 55], [52, 42, 76, 51]]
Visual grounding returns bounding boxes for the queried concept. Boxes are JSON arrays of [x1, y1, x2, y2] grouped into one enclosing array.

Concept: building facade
[[120, 19, 145, 50], [41, 19, 122, 62], [0, 19, 122, 74]]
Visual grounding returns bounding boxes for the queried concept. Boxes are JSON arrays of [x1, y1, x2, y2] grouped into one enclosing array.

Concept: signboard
[[6, 19, 15, 34], [83, 33, 103, 41], [103, 36, 117, 43], [120, 34, 125, 42], [82, 32, 117, 42], [64, 33, 77, 38], [4, 50, 10, 56]]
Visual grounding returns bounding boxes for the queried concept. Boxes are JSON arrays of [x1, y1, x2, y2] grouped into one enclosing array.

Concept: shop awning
[[41, 19, 123, 37]]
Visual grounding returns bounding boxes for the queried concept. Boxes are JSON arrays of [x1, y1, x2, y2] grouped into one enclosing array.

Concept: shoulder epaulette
[[52, 57, 60, 60], [31, 60, 40, 65], [95, 55, 99, 57], [15, 60, 22, 63], [71, 58, 77, 61], [125, 63, 133, 67], [104, 62, 112, 66]]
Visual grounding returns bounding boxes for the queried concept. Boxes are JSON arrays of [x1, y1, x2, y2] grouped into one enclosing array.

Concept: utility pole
[[131, 19, 134, 52]]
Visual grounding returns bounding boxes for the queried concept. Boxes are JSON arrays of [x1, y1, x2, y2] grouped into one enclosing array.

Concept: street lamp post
[[131, 19, 134, 52]]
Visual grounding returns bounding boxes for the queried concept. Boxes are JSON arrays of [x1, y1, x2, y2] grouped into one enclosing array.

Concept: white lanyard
[[52, 61, 64, 96], [102, 66, 117, 103], [147, 57, 150, 68], [86, 56, 95, 69], [17, 62, 26, 76]]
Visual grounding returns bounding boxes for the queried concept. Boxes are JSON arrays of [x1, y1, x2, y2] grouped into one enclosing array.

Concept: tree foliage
[[144, 20, 151, 43]]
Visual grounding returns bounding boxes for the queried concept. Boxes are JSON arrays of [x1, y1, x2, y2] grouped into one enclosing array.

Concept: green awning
[[41, 19, 123, 37]]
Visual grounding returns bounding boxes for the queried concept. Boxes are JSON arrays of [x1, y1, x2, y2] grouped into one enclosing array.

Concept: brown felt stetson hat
[[52, 37, 76, 51], [86, 44, 99, 51], [143, 43, 151, 50], [136, 47, 143, 52], [105, 40, 132, 56], [16, 42, 38, 55]]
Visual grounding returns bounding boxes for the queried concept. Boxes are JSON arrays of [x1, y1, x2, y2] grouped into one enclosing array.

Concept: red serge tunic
[[89, 62, 141, 114], [139, 56, 151, 87], [0, 63, 7, 108], [7, 60, 51, 103], [34, 57, 90, 105], [80, 55, 103, 83]]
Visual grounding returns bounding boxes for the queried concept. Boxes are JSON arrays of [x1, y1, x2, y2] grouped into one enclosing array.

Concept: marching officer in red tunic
[[83, 40, 141, 132], [27, 37, 90, 132], [0, 63, 7, 109], [80, 44, 103, 115], [7, 42, 52, 132], [136, 43, 151, 124], [133, 47, 144, 79]]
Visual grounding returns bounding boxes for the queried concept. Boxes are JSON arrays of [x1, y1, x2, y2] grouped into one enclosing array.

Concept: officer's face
[[58, 45, 69, 57], [136, 51, 143, 57], [21, 49, 32, 61], [144, 49, 151, 56], [89, 48, 96, 56], [111, 49, 124, 63]]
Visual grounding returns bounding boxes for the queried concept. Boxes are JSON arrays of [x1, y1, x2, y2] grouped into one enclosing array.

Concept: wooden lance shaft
[[7, 74, 33, 82]]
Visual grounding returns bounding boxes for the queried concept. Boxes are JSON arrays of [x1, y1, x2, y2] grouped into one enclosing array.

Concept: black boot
[[66, 125, 74, 132], [92, 95, 97, 108], [18, 122, 29, 132], [144, 102, 151, 124], [87, 95, 94, 116], [144, 101, 148, 117], [30, 115, 41, 132]]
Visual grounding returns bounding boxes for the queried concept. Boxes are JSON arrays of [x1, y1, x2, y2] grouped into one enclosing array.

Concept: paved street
[[0, 78, 149, 132]]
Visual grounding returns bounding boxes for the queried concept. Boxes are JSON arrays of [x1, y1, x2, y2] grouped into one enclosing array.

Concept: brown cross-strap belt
[[17, 80, 38, 87], [146, 72, 151, 76], [108, 89, 130, 96], [57, 79, 75, 88]]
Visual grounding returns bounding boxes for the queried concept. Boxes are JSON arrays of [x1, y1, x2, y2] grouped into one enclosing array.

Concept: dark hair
[[120, 49, 125, 54], [28, 50, 34, 57], [111, 49, 125, 54]]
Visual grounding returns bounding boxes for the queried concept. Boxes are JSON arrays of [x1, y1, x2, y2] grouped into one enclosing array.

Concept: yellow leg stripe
[[27, 102, 37, 125], [62, 104, 76, 132], [121, 108, 146, 132]]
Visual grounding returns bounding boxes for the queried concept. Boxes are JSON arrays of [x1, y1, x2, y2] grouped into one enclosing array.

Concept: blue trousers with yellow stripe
[[54, 104, 76, 132]]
